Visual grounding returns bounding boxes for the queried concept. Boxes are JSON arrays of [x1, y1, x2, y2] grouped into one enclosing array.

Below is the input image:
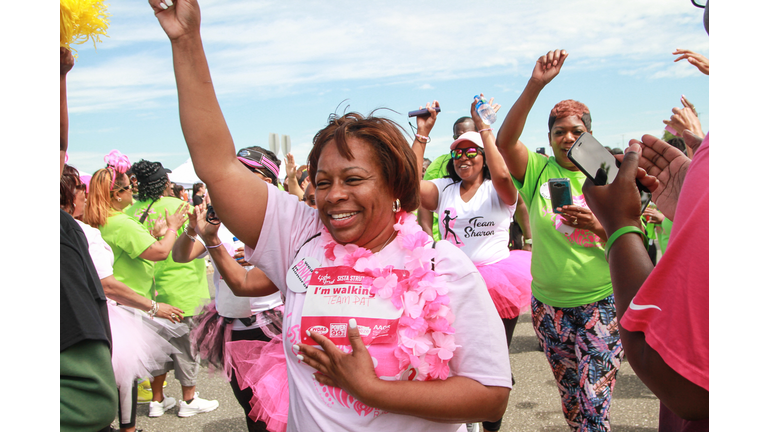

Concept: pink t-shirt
[[621, 134, 709, 391], [245, 185, 512, 432]]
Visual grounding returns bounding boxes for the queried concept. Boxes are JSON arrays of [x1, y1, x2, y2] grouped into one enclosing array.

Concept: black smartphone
[[408, 107, 441, 117], [548, 178, 572, 214], [536, 147, 547, 155], [640, 191, 652, 213], [567, 132, 650, 193]]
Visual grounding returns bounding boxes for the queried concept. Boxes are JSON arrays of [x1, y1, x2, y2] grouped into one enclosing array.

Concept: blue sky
[[63, 0, 709, 179]]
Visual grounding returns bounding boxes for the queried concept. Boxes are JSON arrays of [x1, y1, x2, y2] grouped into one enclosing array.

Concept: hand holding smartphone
[[548, 178, 573, 214], [408, 107, 441, 117], [567, 132, 650, 193]]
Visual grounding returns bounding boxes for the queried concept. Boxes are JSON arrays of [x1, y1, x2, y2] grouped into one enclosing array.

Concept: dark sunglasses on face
[[451, 147, 480, 160], [114, 184, 131, 193]]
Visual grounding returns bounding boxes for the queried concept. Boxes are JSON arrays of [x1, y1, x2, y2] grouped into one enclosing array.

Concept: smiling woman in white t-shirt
[[412, 100, 533, 432], [148, 2, 512, 429]]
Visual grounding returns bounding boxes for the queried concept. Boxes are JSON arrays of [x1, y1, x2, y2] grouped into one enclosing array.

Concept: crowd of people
[[60, 1, 709, 431]]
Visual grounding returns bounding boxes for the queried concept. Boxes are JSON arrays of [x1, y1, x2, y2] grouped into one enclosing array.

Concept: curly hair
[[548, 99, 592, 132], [307, 111, 421, 213], [132, 159, 169, 202]]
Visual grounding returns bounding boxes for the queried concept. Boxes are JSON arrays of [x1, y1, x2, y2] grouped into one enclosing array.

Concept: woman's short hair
[[132, 159, 169, 202], [192, 182, 204, 195], [60, 164, 81, 213], [548, 99, 592, 132], [307, 112, 421, 212]]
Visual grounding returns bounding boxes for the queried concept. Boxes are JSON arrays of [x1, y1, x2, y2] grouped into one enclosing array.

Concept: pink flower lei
[[319, 211, 459, 381]]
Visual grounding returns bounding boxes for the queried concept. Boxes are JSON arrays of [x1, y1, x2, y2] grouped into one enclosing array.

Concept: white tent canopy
[[168, 158, 201, 189]]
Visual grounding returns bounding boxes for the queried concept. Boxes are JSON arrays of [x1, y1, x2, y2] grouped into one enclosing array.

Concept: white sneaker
[[148, 396, 176, 417], [177, 392, 219, 417]]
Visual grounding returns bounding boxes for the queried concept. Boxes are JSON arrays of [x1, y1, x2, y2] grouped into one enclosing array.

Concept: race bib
[[300, 266, 407, 346]]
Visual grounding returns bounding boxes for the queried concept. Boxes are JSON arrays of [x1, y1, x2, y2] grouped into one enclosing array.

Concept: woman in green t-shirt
[[495, 49, 624, 432], [82, 163, 188, 432]]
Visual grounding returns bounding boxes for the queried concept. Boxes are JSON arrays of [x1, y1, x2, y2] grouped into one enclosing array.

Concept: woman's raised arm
[[496, 49, 568, 182], [470, 96, 518, 206], [411, 101, 440, 212], [150, 0, 267, 247]]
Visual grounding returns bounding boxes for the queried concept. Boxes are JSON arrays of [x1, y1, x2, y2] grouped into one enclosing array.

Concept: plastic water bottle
[[475, 95, 496, 125]]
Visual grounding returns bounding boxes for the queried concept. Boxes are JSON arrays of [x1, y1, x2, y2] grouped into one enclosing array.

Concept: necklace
[[371, 229, 397, 254], [319, 211, 457, 381]]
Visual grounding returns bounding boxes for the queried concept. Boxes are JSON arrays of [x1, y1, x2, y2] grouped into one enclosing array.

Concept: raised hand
[[165, 202, 190, 231], [415, 100, 440, 138], [663, 106, 703, 140], [488, 97, 502, 114], [531, 49, 569, 87], [632, 135, 689, 221], [152, 216, 168, 238], [285, 153, 297, 180], [673, 49, 709, 75], [60, 47, 74, 76], [149, 0, 201, 42]]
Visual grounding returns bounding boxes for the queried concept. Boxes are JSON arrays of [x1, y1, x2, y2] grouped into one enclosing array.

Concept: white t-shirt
[[245, 185, 512, 432], [77, 219, 114, 279], [195, 224, 283, 328], [429, 178, 516, 265]]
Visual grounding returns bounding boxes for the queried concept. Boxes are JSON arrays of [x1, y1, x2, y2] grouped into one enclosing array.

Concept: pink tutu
[[476, 250, 533, 319], [227, 336, 288, 432], [190, 303, 233, 372], [107, 302, 189, 389]]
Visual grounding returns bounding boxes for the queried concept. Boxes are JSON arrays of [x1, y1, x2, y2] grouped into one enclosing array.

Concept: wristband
[[415, 134, 429, 143], [478, 128, 493, 133], [205, 242, 223, 249], [604, 226, 648, 260], [184, 230, 196, 242]]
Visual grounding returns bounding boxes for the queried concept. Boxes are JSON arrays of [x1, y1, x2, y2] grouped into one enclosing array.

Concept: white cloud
[[67, 0, 708, 113]]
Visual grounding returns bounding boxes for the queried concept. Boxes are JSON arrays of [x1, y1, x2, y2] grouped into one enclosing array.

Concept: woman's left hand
[[558, 205, 603, 233], [297, 319, 378, 402]]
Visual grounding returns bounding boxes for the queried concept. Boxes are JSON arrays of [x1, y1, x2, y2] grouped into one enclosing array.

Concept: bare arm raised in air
[[410, 101, 441, 213], [496, 50, 568, 182], [150, 0, 267, 247], [470, 95, 518, 206]]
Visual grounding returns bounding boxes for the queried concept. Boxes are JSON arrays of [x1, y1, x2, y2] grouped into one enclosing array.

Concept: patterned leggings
[[531, 294, 624, 432]]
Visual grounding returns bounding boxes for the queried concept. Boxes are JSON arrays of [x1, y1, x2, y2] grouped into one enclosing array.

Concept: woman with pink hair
[[496, 50, 623, 432]]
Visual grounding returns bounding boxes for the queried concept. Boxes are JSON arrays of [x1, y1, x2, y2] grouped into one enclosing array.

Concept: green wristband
[[604, 226, 648, 260]]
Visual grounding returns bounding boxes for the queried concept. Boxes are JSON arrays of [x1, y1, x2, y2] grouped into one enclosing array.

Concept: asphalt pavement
[[118, 272, 660, 432]]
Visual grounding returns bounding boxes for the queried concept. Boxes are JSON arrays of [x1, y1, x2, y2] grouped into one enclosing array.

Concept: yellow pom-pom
[[60, 0, 111, 58]]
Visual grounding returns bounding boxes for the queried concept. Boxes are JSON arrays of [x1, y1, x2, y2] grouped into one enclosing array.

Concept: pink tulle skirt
[[107, 301, 189, 389], [227, 336, 288, 432], [476, 250, 533, 319]]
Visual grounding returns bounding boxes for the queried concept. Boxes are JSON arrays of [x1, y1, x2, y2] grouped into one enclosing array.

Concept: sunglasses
[[451, 147, 480, 160], [114, 184, 131, 194]]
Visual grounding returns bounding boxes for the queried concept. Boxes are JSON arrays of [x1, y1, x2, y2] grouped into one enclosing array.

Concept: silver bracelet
[[148, 300, 159, 318]]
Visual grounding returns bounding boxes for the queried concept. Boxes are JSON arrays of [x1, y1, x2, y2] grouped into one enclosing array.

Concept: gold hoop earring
[[392, 199, 401, 213]]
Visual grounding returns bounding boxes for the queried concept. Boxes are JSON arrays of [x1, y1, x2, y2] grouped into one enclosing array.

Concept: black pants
[[229, 327, 272, 432], [482, 316, 519, 432]]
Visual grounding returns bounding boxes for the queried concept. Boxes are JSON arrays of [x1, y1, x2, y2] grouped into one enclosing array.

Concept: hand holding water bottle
[[475, 94, 497, 125]]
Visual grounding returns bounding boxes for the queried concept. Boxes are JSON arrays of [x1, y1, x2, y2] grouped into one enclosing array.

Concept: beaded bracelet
[[604, 226, 648, 260], [478, 128, 493, 133], [415, 134, 429, 143]]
